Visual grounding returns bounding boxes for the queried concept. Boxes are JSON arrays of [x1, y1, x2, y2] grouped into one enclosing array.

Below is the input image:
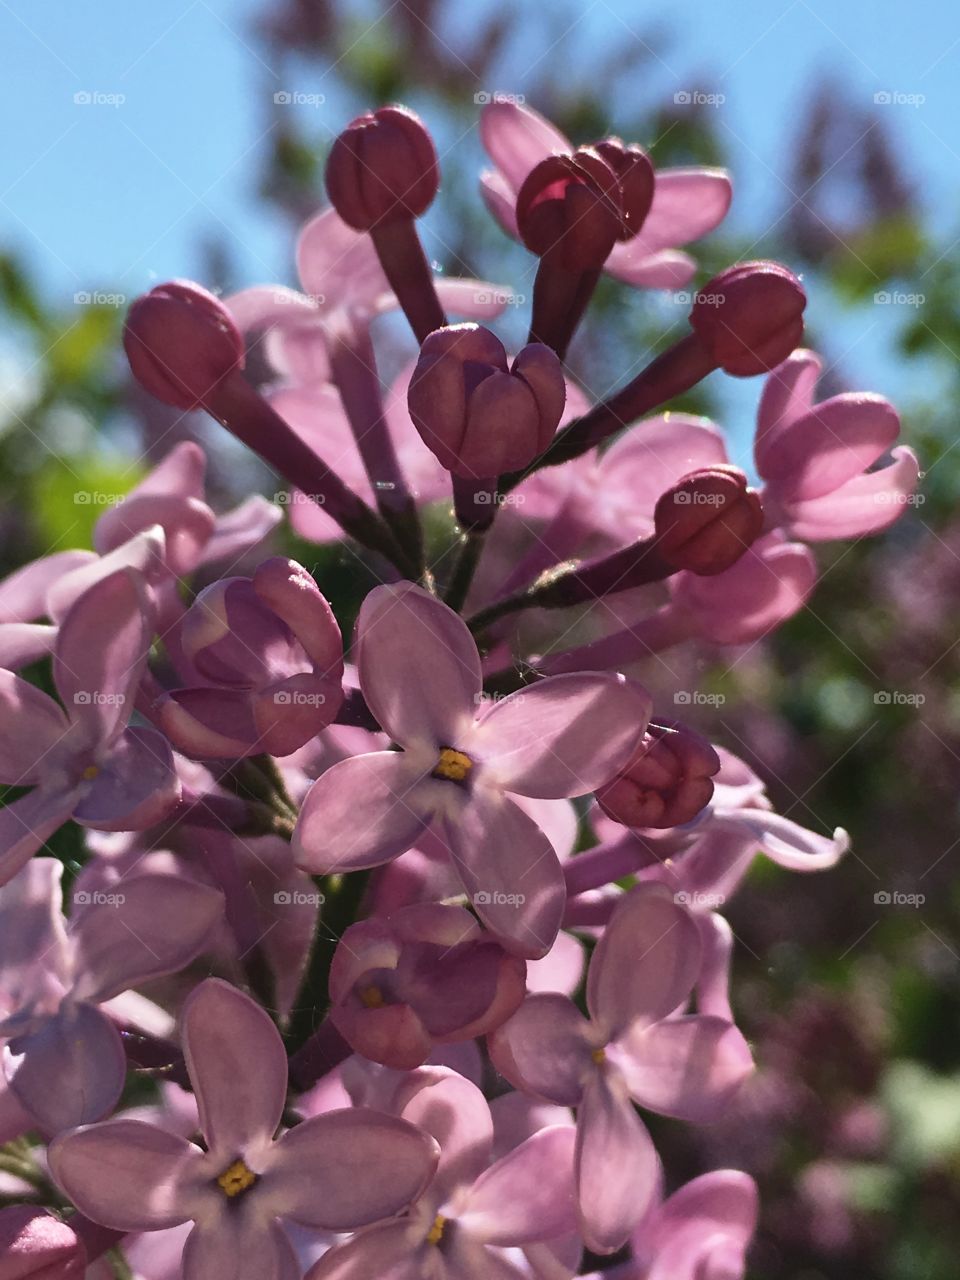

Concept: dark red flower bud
[[408, 323, 565, 479], [516, 148, 625, 270], [325, 105, 439, 231], [123, 281, 245, 411], [593, 137, 656, 239], [688, 260, 806, 376], [654, 465, 764, 575], [596, 719, 720, 829]]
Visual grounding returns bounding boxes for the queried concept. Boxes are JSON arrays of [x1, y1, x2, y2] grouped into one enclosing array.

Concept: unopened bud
[[593, 138, 656, 239], [408, 323, 565, 478], [516, 149, 625, 270], [325, 105, 439, 231], [596, 719, 720, 829], [689, 261, 806, 376], [124, 282, 244, 411], [654, 466, 763, 575]]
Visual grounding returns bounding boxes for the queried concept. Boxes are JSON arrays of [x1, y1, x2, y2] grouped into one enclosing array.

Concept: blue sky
[[0, 0, 956, 419]]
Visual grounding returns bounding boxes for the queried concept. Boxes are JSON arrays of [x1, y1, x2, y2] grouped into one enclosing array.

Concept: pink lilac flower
[[0, 570, 180, 886], [479, 101, 732, 290], [293, 582, 651, 956], [156, 556, 344, 759], [306, 1065, 578, 1280], [0, 1206, 86, 1279], [50, 979, 439, 1280], [756, 348, 920, 539], [490, 884, 753, 1254], [328, 902, 526, 1068], [581, 1170, 758, 1280], [0, 858, 221, 1133]]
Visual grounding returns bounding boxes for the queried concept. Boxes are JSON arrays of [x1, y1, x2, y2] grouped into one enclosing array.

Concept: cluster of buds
[[0, 93, 919, 1280]]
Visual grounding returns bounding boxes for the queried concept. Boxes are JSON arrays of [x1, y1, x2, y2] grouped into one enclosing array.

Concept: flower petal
[[460, 1124, 577, 1245], [293, 751, 432, 874], [73, 726, 180, 830], [444, 790, 566, 958], [0, 787, 77, 888], [181, 979, 287, 1157], [576, 1071, 660, 1254], [604, 247, 697, 289], [469, 674, 650, 799], [613, 1015, 753, 1121], [781, 446, 920, 541], [754, 349, 823, 472], [304, 1222, 425, 1280], [54, 569, 150, 744], [0, 551, 97, 623], [5, 1004, 126, 1132], [357, 584, 481, 748], [266, 1109, 438, 1230], [628, 168, 732, 255], [587, 885, 701, 1037], [0, 622, 58, 670], [0, 856, 70, 989], [646, 1169, 758, 1280], [49, 1119, 203, 1231], [733, 809, 850, 871], [480, 100, 570, 192], [181, 1215, 301, 1280], [71, 875, 222, 1004], [0, 669, 70, 784], [392, 1066, 493, 1198], [488, 993, 593, 1105]]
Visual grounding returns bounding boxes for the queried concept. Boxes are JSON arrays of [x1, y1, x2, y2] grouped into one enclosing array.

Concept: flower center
[[216, 1159, 257, 1198], [359, 983, 385, 1008], [427, 1213, 446, 1246], [591, 1047, 607, 1065], [433, 747, 472, 783], [82, 764, 100, 781]]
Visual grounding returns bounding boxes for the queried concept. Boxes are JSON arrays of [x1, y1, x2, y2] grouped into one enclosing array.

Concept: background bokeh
[[0, 2, 958, 1276]]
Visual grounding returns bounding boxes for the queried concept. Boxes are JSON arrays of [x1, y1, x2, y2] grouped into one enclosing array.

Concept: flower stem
[[443, 529, 487, 614]]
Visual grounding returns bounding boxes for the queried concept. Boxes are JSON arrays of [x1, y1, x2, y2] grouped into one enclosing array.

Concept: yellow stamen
[[433, 748, 473, 782], [426, 1213, 446, 1246], [591, 1047, 606, 1065], [82, 764, 99, 781], [359, 984, 385, 1009], [217, 1159, 257, 1198]]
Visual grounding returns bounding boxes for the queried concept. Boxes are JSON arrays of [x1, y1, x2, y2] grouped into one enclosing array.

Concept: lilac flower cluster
[[0, 99, 916, 1279]]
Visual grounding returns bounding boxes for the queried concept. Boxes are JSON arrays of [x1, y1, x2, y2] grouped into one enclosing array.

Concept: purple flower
[[50, 979, 439, 1280], [306, 1065, 577, 1279], [490, 885, 753, 1254], [0, 1205, 86, 1279], [0, 570, 180, 886], [293, 582, 651, 956], [756, 348, 920, 539], [479, 100, 731, 290], [329, 903, 526, 1068], [582, 1170, 758, 1280], [157, 556, 344, 758], [0, 858, 221, 1133]]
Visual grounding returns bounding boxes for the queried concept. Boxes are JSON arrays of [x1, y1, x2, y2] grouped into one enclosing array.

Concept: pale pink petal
[[613, 1015, 753, 1120], [781, 446, 920, 540], [754, 349, 822, 469], [480, 101, 570, 192]]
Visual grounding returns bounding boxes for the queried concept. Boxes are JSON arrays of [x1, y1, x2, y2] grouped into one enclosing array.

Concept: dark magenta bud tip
[[689, 260, 806, 376], [325, 105, 439, 231], [124, 281, 245, 411], [654, 465, 764, 575]]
